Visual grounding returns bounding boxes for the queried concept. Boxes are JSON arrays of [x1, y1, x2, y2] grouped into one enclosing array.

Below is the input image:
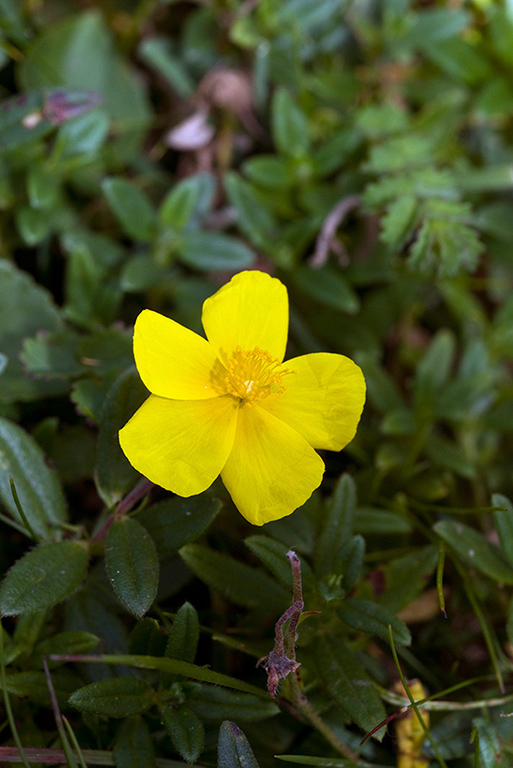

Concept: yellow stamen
[[216, 346, 295, 405]]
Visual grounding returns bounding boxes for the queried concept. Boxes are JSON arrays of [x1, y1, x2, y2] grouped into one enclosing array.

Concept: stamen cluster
[[223, 346, 294, 404]]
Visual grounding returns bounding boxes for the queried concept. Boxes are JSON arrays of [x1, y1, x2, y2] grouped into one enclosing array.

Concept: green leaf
[[415, 329, 455, 407], [159, 172, 215, 230], [161, 704, 204, 763], [242, 155, 293, 190], [69, 653, 267, 697], [179, 544, 289, 612], [77, 326, 133, 374], [69, 677, 154, 717], [19, 10, 151, 144], [408, 201, 483, 276], [293, 265, 359, 314], [316, 474, 357, 578], [62, 234, 123, 326], [381, 195, 417, 249], [312, 128, 361, 176], [381, 407, 417, 436], [315, 637, 386, 737], [218, 721, 261, 768], [354, 508, 412, 535], [0, 261, 64, 403], [27, 166, 61, 210], [377, 546, 438, 613], [54, 109, 110, 158], [120, 254, 170, 293], [16, 205, 52, 245], [0, 418, 67, 540], [244, 535, 314, 592], [425, 432, 476, 479], [128, 617, 167, 657], [339, 535, 365, 593], [365, 135, 433, 174], [105, 517, 159, 618], [166, 602, 199, 665], [114, 716, 156, 768], [137, 496, 221, 556], [0, 541, 89, 615], [224, 172, 277, 251], [425, 37, 492, 85], [190, 686, 279, 721], [0, 91, 56, 155], [264, 494, 317, 555], [434, 520, 513, 584], [318, 535, 365, 599], [2, 670, 80, 706], [272, 89, 310, 158], [138, 37, 195, 98], [178, 231, 255, 271], [472, 717, 501, 768], [103, 178, 156, 242], [338, 597, 411, 646], [20, 330, 82, 381], [95, 369, 147, 506], [399, 8, 470, 49], [492, 493, 513, 565], [357, 354, 404, 413]]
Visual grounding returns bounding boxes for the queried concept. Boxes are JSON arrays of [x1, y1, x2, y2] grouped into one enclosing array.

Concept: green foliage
[[0, 541, 88, 614], [2, 1, 513, 767], [105, 517, 159, 618]]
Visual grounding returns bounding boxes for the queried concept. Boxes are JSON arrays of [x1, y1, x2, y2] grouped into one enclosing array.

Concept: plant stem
[[91, 479, 154, 542], [287, 670, 359, 761], [279, 551, 360, 762]]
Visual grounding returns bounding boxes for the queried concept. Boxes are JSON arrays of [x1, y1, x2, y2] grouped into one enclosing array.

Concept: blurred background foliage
[[3, 0, 513, 766]]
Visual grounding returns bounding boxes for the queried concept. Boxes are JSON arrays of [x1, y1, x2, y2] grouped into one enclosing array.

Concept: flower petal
[[221, 404, 324, 526], [202, 271, 288, 365], [260, 353, 366, 450], [119, 394, 238, 496], [134, 309, 219, 399]]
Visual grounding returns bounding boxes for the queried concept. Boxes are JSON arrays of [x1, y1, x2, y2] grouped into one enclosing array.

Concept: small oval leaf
[[0, 541, 88, 616], [218, 721, 261, 768], [178, 231, 255, 271], [272, 89, 310, 158], [161, 704, 204, 763], [69, 677, 154, 717], [102, 178, 156, 242], [166, 602, 199, 664], [105, 516, 159, 618]]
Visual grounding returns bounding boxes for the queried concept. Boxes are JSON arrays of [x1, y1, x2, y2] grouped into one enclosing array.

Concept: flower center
[[221, 346, 294, 405]]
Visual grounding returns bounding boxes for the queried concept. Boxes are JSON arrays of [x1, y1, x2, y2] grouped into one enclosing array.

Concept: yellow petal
[[134, 309, 219, 399], [221, 404, 324, 526], [119, 394, 238, 496], [260, 353, 366, 450], [202, 271, 288, 366]]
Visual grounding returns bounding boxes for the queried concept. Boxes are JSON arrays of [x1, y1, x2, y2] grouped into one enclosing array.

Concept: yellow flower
[[119, 270, 366, 526]]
